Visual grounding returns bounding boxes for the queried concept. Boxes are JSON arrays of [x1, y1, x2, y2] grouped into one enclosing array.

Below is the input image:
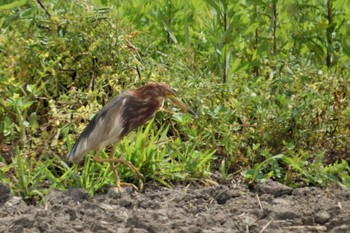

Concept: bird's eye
[[164, 90, 171, 97], [171, 88, 177, 94]]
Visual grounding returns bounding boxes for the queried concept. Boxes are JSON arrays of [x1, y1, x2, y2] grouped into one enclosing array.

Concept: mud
[[0, 180, 350, 233]]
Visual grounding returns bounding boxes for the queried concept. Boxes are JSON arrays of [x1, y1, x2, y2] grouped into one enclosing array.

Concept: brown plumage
[[67, 83, 196, 191]]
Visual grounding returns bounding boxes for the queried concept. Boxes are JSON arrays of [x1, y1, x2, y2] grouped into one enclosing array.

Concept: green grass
[[0, 0, 350, 200], [1, 118, 214, 198]]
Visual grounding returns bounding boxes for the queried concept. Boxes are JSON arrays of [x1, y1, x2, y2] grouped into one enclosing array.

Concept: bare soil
[[0, 180, 350, 233]]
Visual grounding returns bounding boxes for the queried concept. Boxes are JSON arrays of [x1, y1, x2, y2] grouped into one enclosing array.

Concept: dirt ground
[[0, 180, 350, 233]]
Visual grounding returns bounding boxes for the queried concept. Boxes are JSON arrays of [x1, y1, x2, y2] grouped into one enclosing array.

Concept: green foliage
[[243, 150, 350, 189], [1, 146, 53, 201], [119, 120, 214, 186], [1, 0, 350, 200]]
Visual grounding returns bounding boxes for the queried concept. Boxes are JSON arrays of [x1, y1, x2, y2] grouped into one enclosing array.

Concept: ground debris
[[0, 181, 349, 233]]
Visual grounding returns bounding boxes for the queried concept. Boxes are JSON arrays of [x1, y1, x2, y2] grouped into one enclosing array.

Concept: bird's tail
[[67, 137, 88, 163], [67, 146, 77, 162]]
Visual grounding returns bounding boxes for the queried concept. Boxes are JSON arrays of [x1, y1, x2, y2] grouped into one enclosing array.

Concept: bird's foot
[[108, 181, 143, 198], [119, 180, 144, 192]]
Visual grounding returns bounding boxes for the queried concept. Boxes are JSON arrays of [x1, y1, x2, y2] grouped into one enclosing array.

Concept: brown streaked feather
[[120, 94, 160, 137], [67, 83, 175, 163]]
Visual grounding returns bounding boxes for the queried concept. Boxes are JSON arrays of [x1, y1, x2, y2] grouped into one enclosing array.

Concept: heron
[[67, 83, 196, 191]]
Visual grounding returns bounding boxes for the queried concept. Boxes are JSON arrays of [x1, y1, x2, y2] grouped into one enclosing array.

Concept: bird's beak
[[168, 95, 197, 116]]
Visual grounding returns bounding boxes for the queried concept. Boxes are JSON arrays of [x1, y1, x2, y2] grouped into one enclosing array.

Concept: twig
[[338, 201, 342, 209], [259, 220, 272, 233], [135, 64, 141, 80], [36, 0, 51, 18], [284, 226, 327, 231], [256, 194, 263, 211]]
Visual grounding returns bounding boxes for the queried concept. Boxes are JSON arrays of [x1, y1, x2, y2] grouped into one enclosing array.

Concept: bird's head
[[161, 84, 197, 116], [136, 83, 196, 116]]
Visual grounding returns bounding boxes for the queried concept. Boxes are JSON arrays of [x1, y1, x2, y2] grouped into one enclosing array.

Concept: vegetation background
[[0, 0, 349, 201]]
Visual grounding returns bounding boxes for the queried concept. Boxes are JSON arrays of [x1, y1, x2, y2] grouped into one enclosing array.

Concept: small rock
[[178, 226, 202, 233], [138, 200, 160, 209], [292, 186, 323, 197], [214, 187, 240, 204], [259, 193, 273, 203], [65, 207, 78, 221], [230, 190, 242, 198], [315, 211, 331, 224], [46, 189, 66, 205], [126, 214, 171, 232], [90, 221, 112, 233], [73, 225, 84, 231], [151, 210, 169, 223], [117, 228, 148, 233], [255, 181, 293, 197], [272, 198, 294, 206], [65, 188, 89, 202], [302, 216, 314, 225], [273, 209, 300, 220], [329, 224, 349, 233], [237, 214, 257, 226], [0, 182, 10, 204], [12, 216, 34, 229], [327, 206, 341, 216], [107, 186, 135, 199], [203, 227, 238, 233], [99, 203, 115, 211], [216, 190, 232, 204], [119, 196, 134, 208], [107, 187, 122, 198], [5, 196, 23, 207]]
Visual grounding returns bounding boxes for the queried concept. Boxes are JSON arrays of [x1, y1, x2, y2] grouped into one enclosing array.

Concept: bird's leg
[[109, 160, 122, 193], [93, 150, 122, 191], [93, 146, 144, 179], [93, 146, 144, 191]]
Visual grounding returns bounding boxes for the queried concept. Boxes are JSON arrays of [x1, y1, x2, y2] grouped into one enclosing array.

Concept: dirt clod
[[255, 180, 293, 197]]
